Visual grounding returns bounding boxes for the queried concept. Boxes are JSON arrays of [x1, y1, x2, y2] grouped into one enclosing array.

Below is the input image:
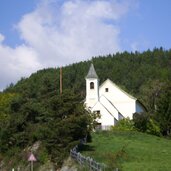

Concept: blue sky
[[120, 0, 171, 50], [0, 0, 171, 90], [0, 0, 37, 46]]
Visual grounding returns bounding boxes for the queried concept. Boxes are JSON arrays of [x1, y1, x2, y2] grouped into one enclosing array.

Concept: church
[[84, 64, 146, 130]]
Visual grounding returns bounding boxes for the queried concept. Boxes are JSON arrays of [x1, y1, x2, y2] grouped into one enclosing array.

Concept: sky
[[0, 0, 171, 91]]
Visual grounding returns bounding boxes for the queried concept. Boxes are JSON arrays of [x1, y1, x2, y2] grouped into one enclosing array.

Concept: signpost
[[28, 153, 37, 171]]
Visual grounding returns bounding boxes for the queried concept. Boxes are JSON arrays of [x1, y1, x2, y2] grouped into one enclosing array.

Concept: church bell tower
[[85, 63, 99, 108]]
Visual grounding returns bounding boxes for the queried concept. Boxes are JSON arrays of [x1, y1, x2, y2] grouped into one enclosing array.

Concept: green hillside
[[81, 131, 171, 171], [0, 48, 171, 170]]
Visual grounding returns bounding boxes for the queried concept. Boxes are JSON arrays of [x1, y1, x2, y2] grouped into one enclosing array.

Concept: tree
[[39, 90, 93, 166], [139, 80, 166, 112], [154, 83, 171, 135]]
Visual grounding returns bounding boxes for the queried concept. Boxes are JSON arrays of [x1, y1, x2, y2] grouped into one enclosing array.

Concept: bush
[[146, 119, 161, 136], [133, 112, 161, 136], [133, 112, 149, 132], [112, 118, 134, 131]]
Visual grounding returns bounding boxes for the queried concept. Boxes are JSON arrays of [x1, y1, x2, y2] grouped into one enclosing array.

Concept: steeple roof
[[86, 63, 98, 79]]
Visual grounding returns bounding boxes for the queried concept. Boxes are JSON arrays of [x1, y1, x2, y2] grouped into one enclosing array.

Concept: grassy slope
[[81, 131, 171, 171]]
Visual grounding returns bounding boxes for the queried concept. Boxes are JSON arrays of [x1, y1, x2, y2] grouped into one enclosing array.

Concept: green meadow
[[81, 131, 171, 171]]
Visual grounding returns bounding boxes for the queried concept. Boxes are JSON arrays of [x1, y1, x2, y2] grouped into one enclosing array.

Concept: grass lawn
[[80, 131, 171, 171]]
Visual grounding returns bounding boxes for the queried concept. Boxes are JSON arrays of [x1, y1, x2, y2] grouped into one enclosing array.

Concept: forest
[[0, 47, 171, 169]]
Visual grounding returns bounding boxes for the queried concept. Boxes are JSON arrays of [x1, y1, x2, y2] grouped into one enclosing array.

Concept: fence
[[70, 138, 119, 171], [70, 148, 106, 171]]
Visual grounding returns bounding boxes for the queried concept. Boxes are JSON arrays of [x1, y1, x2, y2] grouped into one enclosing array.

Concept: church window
[[105, 88, 109, 92], [90, 82, 94, 89], [96, 110, 100, 114]]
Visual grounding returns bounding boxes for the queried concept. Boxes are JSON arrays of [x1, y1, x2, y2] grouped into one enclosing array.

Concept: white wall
[[92, 102, 115, 126], [99, 79, 136, 119], [99, 79, 134, 102], [99, 95, 119, 120], [113, 102, 135, 119]]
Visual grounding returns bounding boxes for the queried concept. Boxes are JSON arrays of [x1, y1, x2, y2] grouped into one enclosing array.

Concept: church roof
[[86, 63, 98, 79]]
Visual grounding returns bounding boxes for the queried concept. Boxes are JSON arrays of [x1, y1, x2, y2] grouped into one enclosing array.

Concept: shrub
[[112, 118, 135, 131], [146, 119, 161, 136], [133, 112, 149, 132]]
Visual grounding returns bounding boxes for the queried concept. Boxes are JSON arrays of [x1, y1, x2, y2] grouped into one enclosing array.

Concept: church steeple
[[86, 63, 98, 79], [85, 63, 99, 108]]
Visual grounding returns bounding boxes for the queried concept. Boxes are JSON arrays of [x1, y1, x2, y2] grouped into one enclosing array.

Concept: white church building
[[85, 64, 146, 130]]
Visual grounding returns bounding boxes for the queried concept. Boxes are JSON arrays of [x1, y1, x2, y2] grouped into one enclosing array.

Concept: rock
[[60, 157, 78, 171]]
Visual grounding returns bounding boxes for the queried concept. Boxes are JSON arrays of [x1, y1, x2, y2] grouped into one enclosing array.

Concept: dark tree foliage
[[0, 89, 92, 167], [133, 80, 171, 136], [38, 90, 91, 166], [154, 83, 171, 135], [5, 48, 170, 100], [133, 112, 150, 132]]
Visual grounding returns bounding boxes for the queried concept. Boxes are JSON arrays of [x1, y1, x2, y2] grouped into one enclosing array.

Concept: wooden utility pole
[[60, 67, 62, 95], [54, 67, 56, 94]]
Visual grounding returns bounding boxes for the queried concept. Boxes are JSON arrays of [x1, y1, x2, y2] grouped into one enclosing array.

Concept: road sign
[[28, 153, 37, 171], [28, 153, 37, 162]]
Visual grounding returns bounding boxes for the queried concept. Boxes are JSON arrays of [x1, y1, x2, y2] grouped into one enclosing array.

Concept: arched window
[[90, 82, 94, 89]]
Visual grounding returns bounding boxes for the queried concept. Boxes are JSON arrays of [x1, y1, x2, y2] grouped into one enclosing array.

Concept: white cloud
[[17, 0, 137, 66], [0, 33, 5, 43], [130, 37, 150, 52], [131, 41, 139, 52], [0, 0, 138, 90], [0, 35, 42, 90]]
